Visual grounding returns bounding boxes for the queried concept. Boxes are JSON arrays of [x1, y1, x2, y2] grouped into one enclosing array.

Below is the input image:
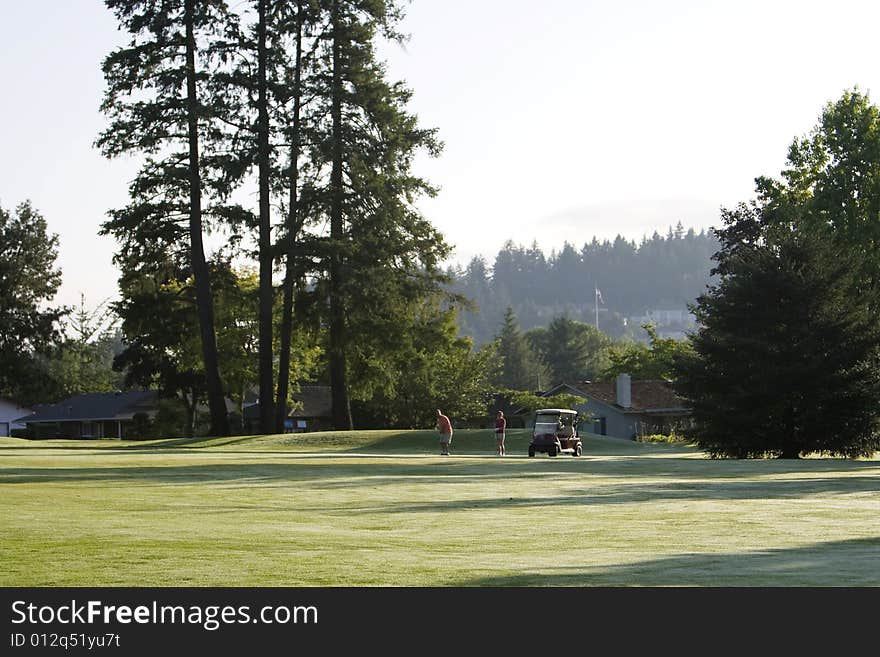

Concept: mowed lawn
[[2, 430, 879, 586]]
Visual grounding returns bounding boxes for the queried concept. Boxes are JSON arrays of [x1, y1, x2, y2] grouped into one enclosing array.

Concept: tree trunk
[[779, 403, 801, 458], [257, 0, 275, 434], [181, 388, 198, 438], [329, 0, 352, 430], [275, 0, 304, 434], [184, 0, 229, 437]]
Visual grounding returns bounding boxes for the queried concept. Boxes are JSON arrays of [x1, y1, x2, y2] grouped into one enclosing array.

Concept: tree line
[[447, 226, 719, 346], [0, 0, 486, 434], [94, 0, 459, 434]]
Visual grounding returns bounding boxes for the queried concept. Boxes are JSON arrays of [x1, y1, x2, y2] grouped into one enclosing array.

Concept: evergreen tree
[[312, 0, 448, 429], [208, 0, 321, 433], [675, 212, 880, 458], [527, 316, 610, 386], [274, 0, 310, 433], [97, 0, 238, 436], [51, 295, 126, 397], [254, 0, 275, 433], [493, 307, 544, 391]]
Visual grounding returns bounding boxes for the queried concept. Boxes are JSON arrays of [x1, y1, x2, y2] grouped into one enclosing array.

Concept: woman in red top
[[494, 410, 507, 456]]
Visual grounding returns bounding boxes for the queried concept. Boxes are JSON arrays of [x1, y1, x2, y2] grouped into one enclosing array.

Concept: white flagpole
[[595, 286, 599, 330]]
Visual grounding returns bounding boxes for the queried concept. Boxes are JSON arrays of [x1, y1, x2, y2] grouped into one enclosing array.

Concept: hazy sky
[[2, 0, 880, 310]]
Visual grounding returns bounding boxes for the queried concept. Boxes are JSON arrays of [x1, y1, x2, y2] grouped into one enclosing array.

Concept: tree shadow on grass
[[2, 452, 879, 492], [465, 537, 880, 586], [345, 471, 880, 514], [0, 460, 561, 487]]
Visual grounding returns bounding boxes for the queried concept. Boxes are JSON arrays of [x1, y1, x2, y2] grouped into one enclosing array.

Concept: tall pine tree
[[493, 307, 544, 391], [97, 0, 237, 435], [313, 0, 449, 429]]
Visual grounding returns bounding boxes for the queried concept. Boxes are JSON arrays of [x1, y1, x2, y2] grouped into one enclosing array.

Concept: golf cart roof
[[534, 408, 578, 415]]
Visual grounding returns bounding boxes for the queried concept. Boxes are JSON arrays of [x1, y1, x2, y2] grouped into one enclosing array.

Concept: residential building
[[20, 391, 159, 439], [540, 374, 690, 440], [242, 385, 332, 433], [627, 308, 697, 341], [0, 398, 32, 437]]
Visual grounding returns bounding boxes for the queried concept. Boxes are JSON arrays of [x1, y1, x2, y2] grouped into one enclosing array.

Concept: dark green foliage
[[349, 294, 495, 429], [675, 215, 880, 458], [98, 0, 238, 436], [491, 307, 546, 391], [0, 201, 67, 404], [526, 316, 610, 386], [310, 0, 450, 429], [151, 398, 190, 439], [676, 90, 880, 459], [127, 412, 154, 440]]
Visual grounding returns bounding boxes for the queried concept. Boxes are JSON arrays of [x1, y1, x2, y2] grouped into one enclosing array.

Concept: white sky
[[2, 0, 879, 310]]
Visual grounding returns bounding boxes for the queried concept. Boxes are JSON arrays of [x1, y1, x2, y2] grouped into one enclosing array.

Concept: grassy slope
[[1, 430, 878, 586]]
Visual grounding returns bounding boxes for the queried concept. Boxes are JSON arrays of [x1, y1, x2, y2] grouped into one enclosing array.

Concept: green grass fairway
[[2, 430, 879, 586]]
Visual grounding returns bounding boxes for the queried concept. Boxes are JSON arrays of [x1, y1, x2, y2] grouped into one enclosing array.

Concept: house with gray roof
[[541, 374, 691, 440], [0, 398, 32, 437], [19, 391, 159, 439], [242, 385, 332, 433]]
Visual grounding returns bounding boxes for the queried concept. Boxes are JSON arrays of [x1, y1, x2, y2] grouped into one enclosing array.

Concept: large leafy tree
[[675, 208, 880, 458], [756, 89, 880, 294], [113, 260, 300, 436], [350, 295, 495, 429], [601, 323, 693, 381], [113, 262, 211, 437], [0, 201, 67, 404], [97, 0, 241, 436]]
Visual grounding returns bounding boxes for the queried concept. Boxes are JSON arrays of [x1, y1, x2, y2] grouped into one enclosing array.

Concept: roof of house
[[546, 380, 689, 414], [0, 397, 31, 413], [289, 385, 332, 418], [242, 385, 333, 420], [20, 391, 159, 423]]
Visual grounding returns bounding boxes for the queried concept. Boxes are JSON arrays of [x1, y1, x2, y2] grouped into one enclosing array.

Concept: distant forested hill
[[446, 223, 719, 345]]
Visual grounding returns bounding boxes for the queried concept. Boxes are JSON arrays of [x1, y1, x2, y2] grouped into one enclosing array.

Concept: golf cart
[[528, 408, 582, 457]]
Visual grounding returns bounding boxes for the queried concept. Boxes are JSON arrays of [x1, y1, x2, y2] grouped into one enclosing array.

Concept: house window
[[82, 421, 95, 437]]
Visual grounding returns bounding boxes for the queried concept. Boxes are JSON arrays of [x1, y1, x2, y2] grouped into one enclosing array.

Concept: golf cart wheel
[[574, 444, 582, 457], [548, 446, 557, 457], [528, 446, 535, 457]]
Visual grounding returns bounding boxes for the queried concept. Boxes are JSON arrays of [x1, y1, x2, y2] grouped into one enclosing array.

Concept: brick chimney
[[616, 373, 632, 409]]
